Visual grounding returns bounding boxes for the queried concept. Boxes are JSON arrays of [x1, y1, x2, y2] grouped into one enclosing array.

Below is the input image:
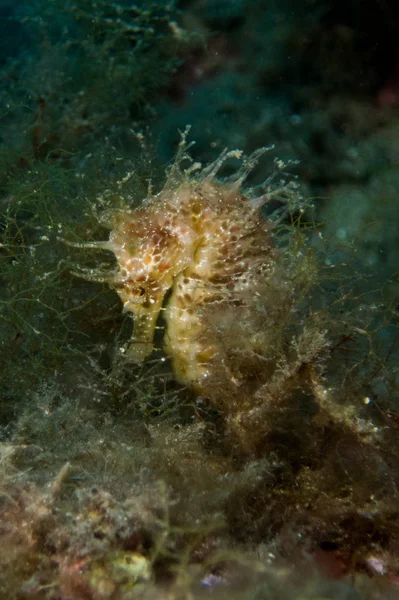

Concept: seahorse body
[[70, 144, 276, 397]]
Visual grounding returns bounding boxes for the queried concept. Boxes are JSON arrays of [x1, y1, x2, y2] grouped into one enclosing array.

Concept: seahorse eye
[[133, 286, 146, 297]]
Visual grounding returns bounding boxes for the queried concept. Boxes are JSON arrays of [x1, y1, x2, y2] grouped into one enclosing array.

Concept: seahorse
[[64, 133, 281, 405]]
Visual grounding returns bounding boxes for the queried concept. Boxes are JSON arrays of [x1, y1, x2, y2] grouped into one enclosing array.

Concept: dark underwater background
[[1, 1, 399, 598]]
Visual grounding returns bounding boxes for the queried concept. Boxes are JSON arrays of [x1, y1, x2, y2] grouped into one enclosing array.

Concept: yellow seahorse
[[63, 132, 282, 400]]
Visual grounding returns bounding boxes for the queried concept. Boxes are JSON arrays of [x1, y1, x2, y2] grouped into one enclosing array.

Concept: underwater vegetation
[[2, 0, 399, 599], [2, 126, 399, 599]]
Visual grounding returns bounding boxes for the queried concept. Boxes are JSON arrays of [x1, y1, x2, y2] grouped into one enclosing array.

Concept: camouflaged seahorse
[[65, 133, 278, 395]]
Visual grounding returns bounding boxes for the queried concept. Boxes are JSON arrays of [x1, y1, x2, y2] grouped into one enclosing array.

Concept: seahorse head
[[108, 200, 198, 361]]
